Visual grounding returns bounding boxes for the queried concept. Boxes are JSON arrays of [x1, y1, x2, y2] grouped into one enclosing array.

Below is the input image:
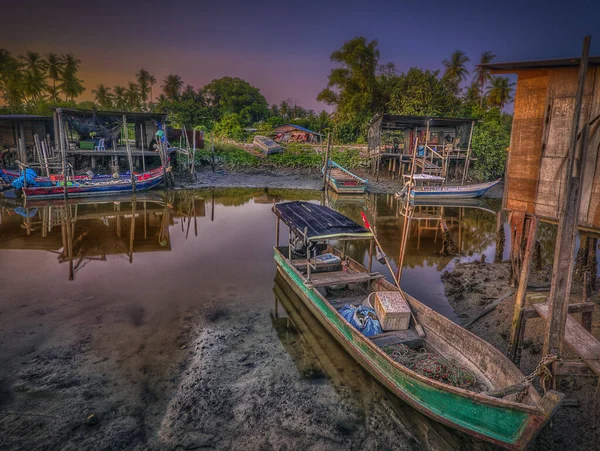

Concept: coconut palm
[[113, 85, 128, 110], [58, 53, 84, 101], [473, 51, 495, 107], [46, 85, 61, 103], [92, 84, 114, 109], [20, 51, 48, 101], [486, 76, 515, 109], [162, 74, 183, 100], [0, 48, 24, 110], [46, 53, 63, 92], [464, 81, 481, 106], [443, 50, 470, 84], [136, 68, 154, 108], [126, 82, 141, 110]]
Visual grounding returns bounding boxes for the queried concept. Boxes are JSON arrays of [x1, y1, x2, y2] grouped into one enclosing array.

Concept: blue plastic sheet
[[339, 304, 383, 337], [11, 168, 38, 189]]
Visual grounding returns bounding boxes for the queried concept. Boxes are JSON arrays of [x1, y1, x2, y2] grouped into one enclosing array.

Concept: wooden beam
[[461, 120, 475, 185], [508, 215, 539, 362], [543, 36, 591, 358]]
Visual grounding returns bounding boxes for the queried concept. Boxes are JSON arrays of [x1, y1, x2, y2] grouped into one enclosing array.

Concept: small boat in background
[[323, 160, 367, 194], [253, 135, 283, 155], [397, 174, 500, 200]]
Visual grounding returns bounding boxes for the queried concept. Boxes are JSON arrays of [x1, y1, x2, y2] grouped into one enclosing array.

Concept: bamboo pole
[[321, 133, 331, 191], [129, 197, 136, 264], [211, 132, 215, 172], [507, 215, 539, 363], [191, 128, 196, 179], [140, 123, 146, 173], [123, 115, 136, 193], [543, 36, 591, 359], [461, 121, 475, 185]]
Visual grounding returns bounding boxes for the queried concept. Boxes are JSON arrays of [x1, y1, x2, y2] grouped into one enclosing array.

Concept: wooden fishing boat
[[20, 167, 165, 200], [272, 201, 562, 450], [323, 160, 367, 194], [397, 174, 500, 200], [253, 135, 283, 155]]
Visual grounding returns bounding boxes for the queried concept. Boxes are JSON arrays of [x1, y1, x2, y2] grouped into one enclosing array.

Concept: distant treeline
[[0, 39, 513, 179]]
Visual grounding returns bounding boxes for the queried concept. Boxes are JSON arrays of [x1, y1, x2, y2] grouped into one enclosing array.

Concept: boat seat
[[370, 329, 423, 349], [305, 270, 384, 288]]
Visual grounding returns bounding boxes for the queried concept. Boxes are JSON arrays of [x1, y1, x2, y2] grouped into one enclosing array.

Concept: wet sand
[[442, 261, 600, 450]]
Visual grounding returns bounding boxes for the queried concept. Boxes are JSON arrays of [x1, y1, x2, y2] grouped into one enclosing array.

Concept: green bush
[[471, 120, 510, 180]]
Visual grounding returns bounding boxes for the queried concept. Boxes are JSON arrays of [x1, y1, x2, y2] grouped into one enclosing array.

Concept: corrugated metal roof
[[480, 56, 600, 72], [372, 114, 478, 129]]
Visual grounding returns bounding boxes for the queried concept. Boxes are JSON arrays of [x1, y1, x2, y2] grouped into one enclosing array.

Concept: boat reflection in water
[[271, 273, 470, 450], [0, 191, 205, 280]]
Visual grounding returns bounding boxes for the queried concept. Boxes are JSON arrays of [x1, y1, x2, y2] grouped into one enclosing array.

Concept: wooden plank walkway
[[533, 302, 600, 375]]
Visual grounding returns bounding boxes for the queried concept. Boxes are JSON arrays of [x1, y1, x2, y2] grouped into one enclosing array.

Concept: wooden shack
[[482, 39, 600, 380], [485, 56, 600, 229], [367, 114, 477, 180], [0, 115, 54, 164]]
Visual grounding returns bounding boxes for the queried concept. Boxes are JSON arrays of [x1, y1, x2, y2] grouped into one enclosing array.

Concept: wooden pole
[[507, 215, 539, 362], [321, 133, 331, 191], [191, 128, 197, 179], [140, 124, 146, 173], [123, 115, 136, 193], [461, 121, 475, 185], [211, 132, 215, 172], [543, 36, 591, 358]]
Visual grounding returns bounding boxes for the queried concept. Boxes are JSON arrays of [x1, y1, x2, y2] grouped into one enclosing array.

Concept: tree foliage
[[204, 77, 269, 124]]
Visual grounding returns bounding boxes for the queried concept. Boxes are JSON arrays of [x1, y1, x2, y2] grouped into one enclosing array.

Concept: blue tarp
[[11, 168, 38, 189], [339, 304, 382, 337]]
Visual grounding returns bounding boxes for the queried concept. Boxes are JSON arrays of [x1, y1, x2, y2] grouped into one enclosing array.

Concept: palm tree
[[46, 53, 63, 92], [46, 85, 61, 103], [443, 50, 470, 84], [92, 84, 114, 109], [58, 53, 84, 101], [473, 51, 496, 107], [136, 68, 153, 107], [126, 81, 141, 110], [113, 85, 128, 110], [464, 81, 481, 106], [20, 51, 48, 101], [0, 48, 24, 110], [486, 76, 516, 109], [162, 74, 183, 100], [148, 74, 157, 102]]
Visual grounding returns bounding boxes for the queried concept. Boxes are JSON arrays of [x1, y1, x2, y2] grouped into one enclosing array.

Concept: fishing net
[[64, 113, 123, 141], [383, 343, 481, 391]]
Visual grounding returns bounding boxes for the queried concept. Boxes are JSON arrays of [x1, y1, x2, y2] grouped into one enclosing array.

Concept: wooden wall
[[505, 65, 600, 229], [505, 69, 549, 214]]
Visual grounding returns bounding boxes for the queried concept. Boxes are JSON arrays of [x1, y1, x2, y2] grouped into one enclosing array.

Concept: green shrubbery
[[189, 141, 367, 171]]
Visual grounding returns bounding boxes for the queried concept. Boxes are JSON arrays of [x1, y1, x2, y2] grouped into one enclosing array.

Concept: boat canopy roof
[[273, 201, 372, 241]]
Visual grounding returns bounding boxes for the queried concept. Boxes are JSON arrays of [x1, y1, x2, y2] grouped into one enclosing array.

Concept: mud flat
[[442, 261, 600, 450]]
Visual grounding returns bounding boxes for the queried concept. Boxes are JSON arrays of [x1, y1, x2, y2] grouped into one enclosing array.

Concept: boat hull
[[273, 248, 560, 449], [410, 180, 500, 200], [22, 171, 165, 200], [327, 178, 367, 194]]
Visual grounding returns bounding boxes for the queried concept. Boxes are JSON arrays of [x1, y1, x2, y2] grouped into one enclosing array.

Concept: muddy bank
[[176, 166, 405, 194], [442, 261, 600, 450]]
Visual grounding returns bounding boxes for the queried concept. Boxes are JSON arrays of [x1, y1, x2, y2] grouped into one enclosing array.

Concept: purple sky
[[3, 0, 599, 111]]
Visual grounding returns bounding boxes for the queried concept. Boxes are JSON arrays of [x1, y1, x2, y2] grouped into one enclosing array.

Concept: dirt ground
[[176, 166, 405, 194], [442, 261, 600, 450]]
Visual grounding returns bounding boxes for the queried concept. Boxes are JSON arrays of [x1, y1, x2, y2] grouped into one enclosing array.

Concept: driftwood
[[464, 290, 515, 328]]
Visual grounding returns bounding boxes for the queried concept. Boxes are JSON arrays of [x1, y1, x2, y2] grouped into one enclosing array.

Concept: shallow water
[[0, 188, 531, 449]]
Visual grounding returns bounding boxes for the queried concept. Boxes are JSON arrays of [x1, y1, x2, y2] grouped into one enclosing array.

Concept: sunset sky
[[3, 0, 599, 111]]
